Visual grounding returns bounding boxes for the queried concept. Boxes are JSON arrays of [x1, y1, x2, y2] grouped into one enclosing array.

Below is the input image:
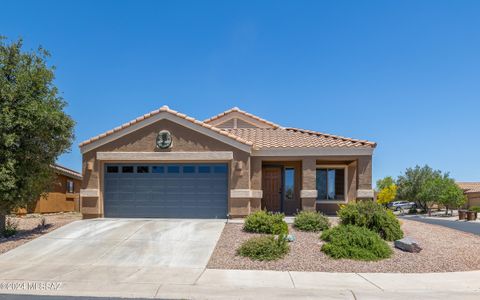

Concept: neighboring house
[[79, 106, 376, 219], [457, 182, 480, 208], [19, 164, 83, 214]]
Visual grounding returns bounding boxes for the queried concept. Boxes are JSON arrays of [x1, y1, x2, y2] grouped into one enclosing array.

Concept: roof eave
[[251, 147, 374, 157]]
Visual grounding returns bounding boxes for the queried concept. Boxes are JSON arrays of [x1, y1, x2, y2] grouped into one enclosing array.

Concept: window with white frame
[[66, 180, 74, 194], [316, 166, 346, 201]]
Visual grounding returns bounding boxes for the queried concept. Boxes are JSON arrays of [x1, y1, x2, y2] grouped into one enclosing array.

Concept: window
[[316, 167, 346, 201], [122, 166, 134, 173], [284, 168, 295, 201], [137, 166, 149, 173], [106, 166, 118, 173], [66, 180, 74, 193], [198, 166, 211, 173], [183, 166, 196, 173], [167, 166, 180, 173], [213, 165, 228, 173], [152, 166, 164, 173]]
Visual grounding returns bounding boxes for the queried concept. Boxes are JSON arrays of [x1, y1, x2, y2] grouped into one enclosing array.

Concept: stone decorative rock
[[394, 237, 422, 253], [286, 234, 296, 242]]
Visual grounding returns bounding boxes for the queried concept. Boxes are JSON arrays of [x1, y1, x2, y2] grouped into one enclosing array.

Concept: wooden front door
[[262, 167, 282, 212]]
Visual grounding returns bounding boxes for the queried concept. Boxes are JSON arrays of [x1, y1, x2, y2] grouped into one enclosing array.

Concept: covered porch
[[250, 156, 374, 216]]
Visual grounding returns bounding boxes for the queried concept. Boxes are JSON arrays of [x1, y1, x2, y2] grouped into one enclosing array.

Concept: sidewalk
[[1, 268, 479, 299]]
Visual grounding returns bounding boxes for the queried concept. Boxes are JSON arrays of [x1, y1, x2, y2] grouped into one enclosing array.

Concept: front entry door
[[262, 167, 282, 212]]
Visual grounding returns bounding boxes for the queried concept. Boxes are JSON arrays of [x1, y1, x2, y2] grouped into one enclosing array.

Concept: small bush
[[37, 216, 48, 229], [294, 211, 330, 232], [3, 218, 19, 238], [321, 225, 393, 261], [237, 235, 289, 261], [338, 201, 403, 241], [469, 206, 480, 213], [244, 211, 288, 235], [408, 206, 418, 214]]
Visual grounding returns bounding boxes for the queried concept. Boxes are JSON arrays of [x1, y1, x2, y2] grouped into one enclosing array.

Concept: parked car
[[388, 201, 416, 211]]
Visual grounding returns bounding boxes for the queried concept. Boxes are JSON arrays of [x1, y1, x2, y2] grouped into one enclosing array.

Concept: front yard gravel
[[0, 212, 81, 255], [207, 219, 480, 273]]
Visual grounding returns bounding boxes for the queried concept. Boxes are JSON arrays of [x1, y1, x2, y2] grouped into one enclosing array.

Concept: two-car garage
[[103, 163, 228, 218]]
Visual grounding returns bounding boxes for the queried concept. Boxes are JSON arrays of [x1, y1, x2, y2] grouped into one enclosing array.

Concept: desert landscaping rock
[[395, 237, 422, 253], [0, 212, 81, 254], [208, 219, 480, 273]]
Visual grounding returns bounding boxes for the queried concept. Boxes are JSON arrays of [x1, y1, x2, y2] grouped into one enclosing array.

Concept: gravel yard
[[0, 212, 81, 254], [207, 219, 480, 273]]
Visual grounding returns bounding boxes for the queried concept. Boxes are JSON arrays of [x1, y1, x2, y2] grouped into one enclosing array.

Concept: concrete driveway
[[0, 218, 225, 297]]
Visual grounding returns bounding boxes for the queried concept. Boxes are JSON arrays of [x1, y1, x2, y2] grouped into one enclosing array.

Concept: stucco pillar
[[301, 157, 317, 211], [249, 157, 263, 213], [250, 157, 262, 190], [357, 156, 372, 189], [357, 156, 374, 199], [347, 161, 357, 202], [80, 157, 102, 219]]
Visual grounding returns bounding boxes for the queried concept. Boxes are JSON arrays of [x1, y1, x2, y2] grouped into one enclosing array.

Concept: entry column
[[301, 157, 317, 211]]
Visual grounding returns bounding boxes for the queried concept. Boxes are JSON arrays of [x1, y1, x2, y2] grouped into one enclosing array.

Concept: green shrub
[[244, 211, 288, 235], [2, 218, 19, 238], [338, 201, 403, 241], [469, 206, 480, 213], [408, 206, 418, 214], [293, 211, 330, 232], [237, 235, 289, 261], [320, 225, 393, 261]]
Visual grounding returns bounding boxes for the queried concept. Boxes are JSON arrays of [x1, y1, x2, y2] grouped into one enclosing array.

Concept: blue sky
[[2, 0, 479, 184]]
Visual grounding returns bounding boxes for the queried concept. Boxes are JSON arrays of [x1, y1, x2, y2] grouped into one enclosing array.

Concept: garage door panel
[[104, 163, 228, 218]]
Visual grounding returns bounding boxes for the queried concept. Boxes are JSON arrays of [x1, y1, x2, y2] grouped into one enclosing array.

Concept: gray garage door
[[104, 163, 228, 218]]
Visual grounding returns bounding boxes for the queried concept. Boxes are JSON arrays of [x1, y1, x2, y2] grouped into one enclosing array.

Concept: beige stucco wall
[[17, 174, 81, 214], [467, 192, 480, 207], [81, 119, 251, 217]]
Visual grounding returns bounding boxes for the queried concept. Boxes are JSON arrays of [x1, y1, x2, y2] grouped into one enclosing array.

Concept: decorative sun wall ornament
[[156, 130, 172, 149]]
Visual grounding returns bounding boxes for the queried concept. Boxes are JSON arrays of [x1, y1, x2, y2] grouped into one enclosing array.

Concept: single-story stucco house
[[457, 182, 480, 208], [18, 164, 82, 214], [79, 106, 376, 219]]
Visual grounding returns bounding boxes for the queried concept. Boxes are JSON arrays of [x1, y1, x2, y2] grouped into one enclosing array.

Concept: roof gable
[[204, 107, 281, 129], [79, 106, 253, 154]]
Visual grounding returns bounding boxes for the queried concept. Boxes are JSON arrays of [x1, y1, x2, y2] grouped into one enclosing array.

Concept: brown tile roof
[[51, 164, 83, 180], [203, 107, 281, 129], [225, 127, 376, 149], [79, 105, 254, 148], [457, 182, 480, 193], [80, 105, 376, 151]]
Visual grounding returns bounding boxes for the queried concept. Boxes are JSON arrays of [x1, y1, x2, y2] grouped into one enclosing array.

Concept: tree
[[376, 184, 397, 205], [376, 176, 395, 191], [437, 178, 466, 216], [0, 37, 74, 234], [396, 165, 442, 211], [418, 175, 445, 215]]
